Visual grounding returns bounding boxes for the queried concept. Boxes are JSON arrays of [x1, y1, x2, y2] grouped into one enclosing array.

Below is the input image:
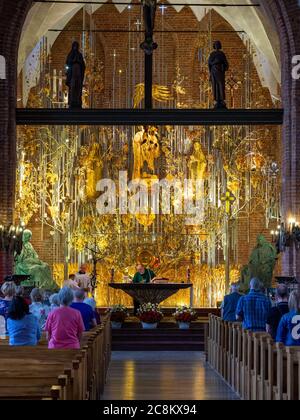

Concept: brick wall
[[30, 7, 279, 270], [41, 7, 272, 110], [0, 0, 299, 279]]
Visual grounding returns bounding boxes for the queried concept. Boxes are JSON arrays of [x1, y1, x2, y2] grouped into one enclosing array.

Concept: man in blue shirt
[[276, 291, 300, 346], [236, 278, 272, 331], [71, 289, 97, 331], [221, 283, 242, 322]]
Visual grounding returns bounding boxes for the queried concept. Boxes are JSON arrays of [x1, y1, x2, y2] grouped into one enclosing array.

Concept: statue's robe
[[248, 243, 277, 288], [208, 50, 229, 104], [15, 243, 57, 290], [66, 50, 86, 108]]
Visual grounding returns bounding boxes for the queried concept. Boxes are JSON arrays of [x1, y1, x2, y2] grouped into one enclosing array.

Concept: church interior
[[0, 0, 299, 402]]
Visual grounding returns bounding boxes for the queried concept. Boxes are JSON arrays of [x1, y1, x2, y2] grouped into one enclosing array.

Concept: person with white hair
[[45, 287, 84, 349], [84, 297, 101, 325], [221, 283, 242, 322], [49, 293, 60, 312], [236, 278, 272, 332], [71, 289, 97, 331]]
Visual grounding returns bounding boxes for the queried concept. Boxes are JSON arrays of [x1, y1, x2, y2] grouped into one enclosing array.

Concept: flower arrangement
[[110, 305, 129, 323], [173, 305, 198, 323], [137, 303, 163, 324]]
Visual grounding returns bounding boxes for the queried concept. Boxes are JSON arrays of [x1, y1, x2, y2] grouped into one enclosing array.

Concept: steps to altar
[[110, 309, 220, 351]]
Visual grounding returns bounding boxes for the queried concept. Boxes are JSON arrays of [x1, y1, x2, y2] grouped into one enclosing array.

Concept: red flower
[[138, 310, 163, 323], [111, 311, 127, 323]]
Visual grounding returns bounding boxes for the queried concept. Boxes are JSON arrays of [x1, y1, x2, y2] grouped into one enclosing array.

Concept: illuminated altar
[[15, 9, 281, 308]]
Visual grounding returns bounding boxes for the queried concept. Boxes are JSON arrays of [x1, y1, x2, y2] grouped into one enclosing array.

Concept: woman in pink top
[[45, 287, 84, 349]]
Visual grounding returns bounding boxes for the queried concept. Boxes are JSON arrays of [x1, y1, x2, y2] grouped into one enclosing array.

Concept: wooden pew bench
[[0, 349, 84, 400], [208, 316, 300, 401], [0, 317, 111, 400]]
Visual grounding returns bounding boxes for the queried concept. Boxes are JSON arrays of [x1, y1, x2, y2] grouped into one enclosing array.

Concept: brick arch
[[0, 0, 299, 277]]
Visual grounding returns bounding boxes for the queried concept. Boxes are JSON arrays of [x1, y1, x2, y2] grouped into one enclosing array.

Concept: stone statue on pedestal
[[208, 41, 229, 109], [66, 41, 86, 109], [140, 0, 158, 55], [241, 234, 277, 289], [15, 230, 57, 290]]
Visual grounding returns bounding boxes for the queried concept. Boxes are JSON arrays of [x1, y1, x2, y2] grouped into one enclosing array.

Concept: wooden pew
[[0, 316, 111, 400], [0, 349, 84, 400], [207, 315, 300, 401], [286, 347, 300, 400], [257, 334, 271, 400], [249, 332, 269, 400]]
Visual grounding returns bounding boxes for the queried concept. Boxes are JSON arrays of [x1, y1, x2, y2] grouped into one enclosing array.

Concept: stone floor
[[102, 351, 239, 400]]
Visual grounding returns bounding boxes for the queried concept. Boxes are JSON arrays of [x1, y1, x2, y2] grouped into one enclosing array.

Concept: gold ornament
[[133, 83, 173, 108]]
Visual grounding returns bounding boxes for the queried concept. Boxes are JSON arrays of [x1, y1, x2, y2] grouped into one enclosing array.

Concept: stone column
[[267, 0, 300, 277], [0, 0, 32, 278]]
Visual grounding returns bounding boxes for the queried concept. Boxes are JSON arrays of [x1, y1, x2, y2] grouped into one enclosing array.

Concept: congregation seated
[[84, 297, 101, 325], [71, 289, 97, 331], [221, 283, 242, 322], [29, 288, 50, 330], [45, 287, 84, 349], [0, 281, 16, 334], [236, 277, 271, 332], [7, 296, 41, 346], [276, 291, 300, 346], [266, 284, 289, 339]]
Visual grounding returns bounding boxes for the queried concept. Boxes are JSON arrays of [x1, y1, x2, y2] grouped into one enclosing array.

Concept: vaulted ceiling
[[18, 0, 281, 99]]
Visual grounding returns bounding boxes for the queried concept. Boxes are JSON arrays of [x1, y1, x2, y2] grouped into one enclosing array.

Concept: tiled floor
[[103, 351, 239, 400]]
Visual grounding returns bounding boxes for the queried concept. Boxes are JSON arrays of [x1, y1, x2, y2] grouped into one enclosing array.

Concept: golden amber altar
[[108, 283, 193, 305]]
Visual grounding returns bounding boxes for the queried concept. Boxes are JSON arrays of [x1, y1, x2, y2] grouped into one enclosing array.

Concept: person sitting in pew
[[84, 297, 101, 325], [0, 281, 16, 335], [30, 288, 50, 331], [7, 296, 41, 346], [236, 278, 272, 332], [266, 284, 290, 339], [49, 293, 60, 312], [71, 289, 97, 331], [45, 287, 84, 349], [221, 283, 242, 322], [276, 291, 300, 346], [15, 285, 31, 306]]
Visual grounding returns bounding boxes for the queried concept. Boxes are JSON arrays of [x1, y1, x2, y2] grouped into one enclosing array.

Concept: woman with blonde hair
[[276, 291, 300, 346]]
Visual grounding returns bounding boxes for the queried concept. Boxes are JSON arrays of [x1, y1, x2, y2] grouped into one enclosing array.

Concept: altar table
[[108, 283, 193, 305]]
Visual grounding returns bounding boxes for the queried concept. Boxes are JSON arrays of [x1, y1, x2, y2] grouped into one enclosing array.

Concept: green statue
[[15, 229, 57, 290], [241, 234, 277, 289]]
